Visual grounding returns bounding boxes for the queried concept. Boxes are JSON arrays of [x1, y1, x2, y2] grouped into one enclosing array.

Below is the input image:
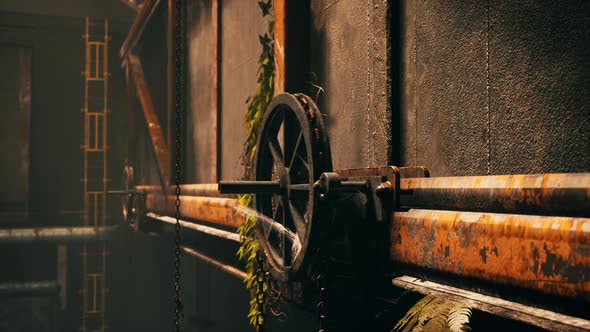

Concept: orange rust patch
[[145, 194, 243, 229], [390, 209, 590, 300]]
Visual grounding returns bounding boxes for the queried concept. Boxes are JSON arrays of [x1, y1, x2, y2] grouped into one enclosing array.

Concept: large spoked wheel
[[255, 93, 332, 282]]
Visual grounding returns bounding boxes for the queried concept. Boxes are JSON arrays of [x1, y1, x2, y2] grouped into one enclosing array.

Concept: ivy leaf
[[237, 0, 274, 329], [258, 0, 272, 16]]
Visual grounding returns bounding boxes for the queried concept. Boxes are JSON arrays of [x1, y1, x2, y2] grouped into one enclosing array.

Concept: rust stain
[[145, 194, 243, 228], [390, 209, 590, 300]]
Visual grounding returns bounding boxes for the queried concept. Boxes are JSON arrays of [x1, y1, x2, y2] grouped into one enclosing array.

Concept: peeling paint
[[479, 246, 488, 264]]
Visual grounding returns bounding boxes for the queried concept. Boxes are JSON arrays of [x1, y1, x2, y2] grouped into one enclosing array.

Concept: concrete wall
[[397, 0, 590, 176]]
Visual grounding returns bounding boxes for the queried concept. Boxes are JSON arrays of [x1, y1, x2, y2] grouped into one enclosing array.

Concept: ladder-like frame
[[81, 17, 109, 332]]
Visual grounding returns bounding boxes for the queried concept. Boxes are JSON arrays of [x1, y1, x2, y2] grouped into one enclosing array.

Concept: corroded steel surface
[[144, 194, 243, 228], [127, 54, 171, 189], [390, 209, 590, 300], [120, 0, 159, 58], [400, 173, 590, 216]]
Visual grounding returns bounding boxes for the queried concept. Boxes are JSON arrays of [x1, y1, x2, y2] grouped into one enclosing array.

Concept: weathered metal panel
[[186, 0, 218, 183], [390, 209, 590, 300], [310, 0, 390, 169], [219, 0, 267, 180], [398, 0, 590, 176]]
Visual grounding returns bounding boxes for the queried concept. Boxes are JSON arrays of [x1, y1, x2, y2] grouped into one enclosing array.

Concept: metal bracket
[[316, 166, 402, 225]]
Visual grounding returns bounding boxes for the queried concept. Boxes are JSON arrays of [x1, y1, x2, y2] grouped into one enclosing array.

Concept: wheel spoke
[[288, 132, 303, 169], [264, 204, 285, 264], [271, 196, 282, 223], [289, 202, 306, 239], [282, 201, 287, 263], [268, 135, 284, 168], [295, 154, 311, 178]]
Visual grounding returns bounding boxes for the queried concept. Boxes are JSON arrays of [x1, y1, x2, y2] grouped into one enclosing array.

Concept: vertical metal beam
[[211, 0, 219, 182], [282, 0, 310, 93], [274, 0, 286, 93], [17, 47, 31, 214], [167, 0, 174, 176], [57, 245, 67, 309]]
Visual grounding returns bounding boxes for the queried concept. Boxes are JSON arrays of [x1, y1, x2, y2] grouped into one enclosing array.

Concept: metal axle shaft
[[218, 180, 282, 194]]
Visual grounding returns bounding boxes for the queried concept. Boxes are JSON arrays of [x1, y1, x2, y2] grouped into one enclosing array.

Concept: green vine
[[236, 0, 274, 330]]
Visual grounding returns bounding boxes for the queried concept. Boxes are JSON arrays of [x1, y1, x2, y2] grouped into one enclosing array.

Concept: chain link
[[316, 273, 327, 332], [255, 249, 266, 331], [173, 0, 183, 331]]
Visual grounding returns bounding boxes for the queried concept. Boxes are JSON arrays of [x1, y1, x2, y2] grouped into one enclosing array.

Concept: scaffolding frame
[[81, 17, 110, 332]]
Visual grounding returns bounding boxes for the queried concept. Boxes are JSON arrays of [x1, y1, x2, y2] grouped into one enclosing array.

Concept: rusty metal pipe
[[181, 246, 246, 280], [146, 212, 241, 242], [390, 209, 590, 300], [0, 226, 119, 244], [144, 194, 243, 228], [399, 173, 590, 217], [0, 281, 59, 297]]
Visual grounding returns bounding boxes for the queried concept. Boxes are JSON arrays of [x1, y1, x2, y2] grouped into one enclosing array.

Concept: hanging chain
[[173, 0, 183, 331], [316, 270, 328, 332], [255, 249, 266, 331]]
